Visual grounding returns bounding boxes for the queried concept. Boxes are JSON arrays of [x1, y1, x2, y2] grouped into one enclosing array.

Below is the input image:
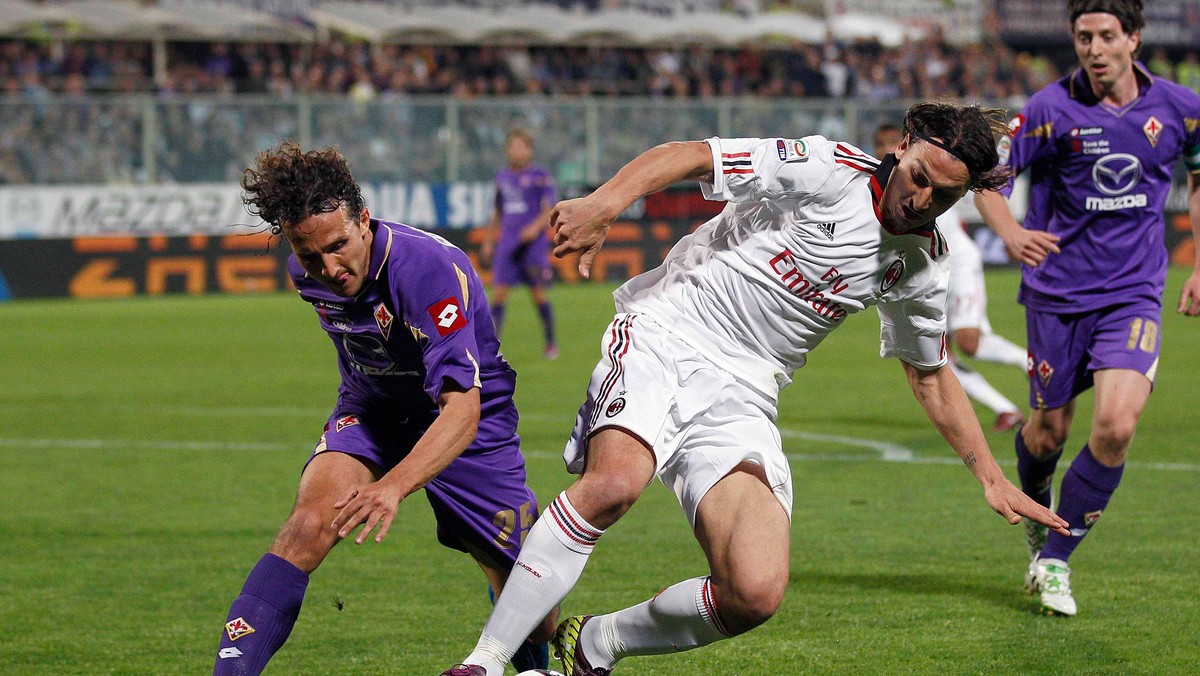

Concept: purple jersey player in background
[[976, 0, 1200, 617], [213, 143, 555, 674], [483, 128, 559, 359]]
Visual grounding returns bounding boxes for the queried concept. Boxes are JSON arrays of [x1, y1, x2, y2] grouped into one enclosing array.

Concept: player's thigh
[[694, 464, 790, 617], [567, 427, 657, 527], [271, 452, 379, 567], [1090, 368, 1151, 457]]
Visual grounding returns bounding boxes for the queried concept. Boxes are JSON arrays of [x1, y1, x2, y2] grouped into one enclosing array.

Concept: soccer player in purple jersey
[[976, 0, 1200, 616], [483, 128, 559, 359], [212, 143, 554, 674]]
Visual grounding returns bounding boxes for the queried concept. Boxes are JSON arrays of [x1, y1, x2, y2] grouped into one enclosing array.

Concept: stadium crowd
[[1, 33, 1199, 185], [5, 35, 1200, 101]]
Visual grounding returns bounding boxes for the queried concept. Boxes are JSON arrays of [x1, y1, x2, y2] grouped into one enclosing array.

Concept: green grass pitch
[[1, 268, 1198, 674]]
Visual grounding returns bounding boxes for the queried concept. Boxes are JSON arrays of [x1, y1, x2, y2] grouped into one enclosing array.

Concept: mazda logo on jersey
[[1092, 153, 1142, 196], [880, 259, 904, 294]]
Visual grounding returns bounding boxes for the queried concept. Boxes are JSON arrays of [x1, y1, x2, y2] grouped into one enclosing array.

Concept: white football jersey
[[614, 135, 951, 395]]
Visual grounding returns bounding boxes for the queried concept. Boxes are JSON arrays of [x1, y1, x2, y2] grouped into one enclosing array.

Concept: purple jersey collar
[[1068, 60, 1154, 105], [358, 219, 393, 297]]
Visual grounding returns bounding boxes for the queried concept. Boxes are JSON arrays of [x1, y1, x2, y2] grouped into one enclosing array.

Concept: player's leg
[[474, 554, 555, 671], [567, 463, 789, 672], [455, 429, 656, 676], [1039, 368, 1148, 565], [424, 433, 561, 674], [214, 451, 377, 674], [530, 283, 557, 358], [489, 283, 511, 335]]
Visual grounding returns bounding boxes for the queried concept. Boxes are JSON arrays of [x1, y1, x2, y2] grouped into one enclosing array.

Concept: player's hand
[[1177, 270, 1200, 316], [551, 196, 617, 279], [331, 480, 405, 544], [1003, 227, 1060, 267], [480, 238, 494, 265], [984, 479, 1070, 536]]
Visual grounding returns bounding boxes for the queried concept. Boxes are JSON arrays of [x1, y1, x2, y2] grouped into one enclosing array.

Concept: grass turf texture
[[1, 268, 1198, 674]]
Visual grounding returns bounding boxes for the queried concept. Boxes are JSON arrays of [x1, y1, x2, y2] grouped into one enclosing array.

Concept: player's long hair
[[1068, 0, 1144, 37], [242, 142, 366, 234], [902, 102, 1012, 193]]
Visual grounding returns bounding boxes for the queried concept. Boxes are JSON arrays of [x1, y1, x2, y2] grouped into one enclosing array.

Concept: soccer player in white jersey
[[442, 103, 1069, 676], [875, 124, 1029, 433]]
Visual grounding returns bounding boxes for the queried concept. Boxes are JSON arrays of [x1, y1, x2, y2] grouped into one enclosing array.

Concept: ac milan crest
[[605, 397, 626, 418], [880, 259, 905, 294]]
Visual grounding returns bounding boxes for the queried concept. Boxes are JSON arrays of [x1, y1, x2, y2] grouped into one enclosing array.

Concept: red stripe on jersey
[[835, 158, 873, 173], [869, 175, 885, 227], [721, 152, 751, 158], [836, 143, 873, 162], [723, 168, 754, 174]]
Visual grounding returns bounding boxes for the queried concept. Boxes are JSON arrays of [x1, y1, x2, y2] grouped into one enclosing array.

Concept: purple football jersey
[[1000, 63, 1200, 312], [288, 219, 518, 454], [495, 164, 557, 245]]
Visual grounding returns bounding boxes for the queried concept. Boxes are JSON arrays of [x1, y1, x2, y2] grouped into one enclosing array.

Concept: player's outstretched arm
[[901, 360, 1070, 535], [974, 190, 1060, 267], [330, 386, 481, 545], [552, 140, 713, 278], [1178, 173, 1200, 316]]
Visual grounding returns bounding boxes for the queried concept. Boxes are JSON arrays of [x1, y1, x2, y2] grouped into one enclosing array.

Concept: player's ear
[[357, 207, 370, 233], [895, 135, 911, 158]]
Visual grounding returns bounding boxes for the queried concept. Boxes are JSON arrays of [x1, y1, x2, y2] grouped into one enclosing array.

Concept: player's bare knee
[[270, 506, 337, 569], [955, 330, 981, 356], [574, 471, 644, 525], [1090, 415, 1136, 461], [716, 572, 785, 634]]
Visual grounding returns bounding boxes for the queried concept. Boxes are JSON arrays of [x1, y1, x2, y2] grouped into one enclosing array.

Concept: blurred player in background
[[443, 103, 1068, 676], [484, 128, 559, 359], [976, 0, 1200, 616], [214, 143, 553, 674], [874, 123, 1028, 432]]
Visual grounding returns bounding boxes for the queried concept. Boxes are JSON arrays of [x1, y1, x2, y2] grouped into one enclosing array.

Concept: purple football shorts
[[1025, 298, 1161, 410], [305, 406, 539, 568], [492, 237, 552, 288]]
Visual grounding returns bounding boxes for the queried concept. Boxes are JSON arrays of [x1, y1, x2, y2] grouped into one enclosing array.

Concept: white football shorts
[[944, 224, 991, 333], [563, 313, 793, 528]]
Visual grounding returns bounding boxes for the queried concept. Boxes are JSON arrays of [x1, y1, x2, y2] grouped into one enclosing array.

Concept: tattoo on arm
[[964, 451, 977, 469]]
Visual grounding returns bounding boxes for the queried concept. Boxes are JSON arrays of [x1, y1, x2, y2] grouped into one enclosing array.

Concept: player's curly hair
[[903, 102, 1012, 193], [1068, 0, 1144, 36], [242, 142, 365, 234]]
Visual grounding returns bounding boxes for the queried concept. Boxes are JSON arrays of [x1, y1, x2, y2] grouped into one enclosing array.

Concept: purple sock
[[537, 301, 555, 348], [214, 553, 309, 675], [1015, 431, 1060, 508], [1041, 445, 1124, 563], [491, 303, 506, 335]]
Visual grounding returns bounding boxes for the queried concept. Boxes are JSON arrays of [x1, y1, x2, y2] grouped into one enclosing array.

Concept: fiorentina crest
[[225, 617, 256, 641]]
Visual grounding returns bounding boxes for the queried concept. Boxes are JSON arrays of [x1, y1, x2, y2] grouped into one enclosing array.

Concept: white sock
[[951, 361, 1019, 416], [974, 333, 1027, 367], [581, 576, 732, 669], [463, 492, 603, 676]]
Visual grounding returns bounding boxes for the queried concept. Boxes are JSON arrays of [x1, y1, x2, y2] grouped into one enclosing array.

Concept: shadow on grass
[[788, 568, 1034, 614]]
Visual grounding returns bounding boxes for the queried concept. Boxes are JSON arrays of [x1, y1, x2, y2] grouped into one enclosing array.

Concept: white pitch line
[[2, 435, 1199, 473]]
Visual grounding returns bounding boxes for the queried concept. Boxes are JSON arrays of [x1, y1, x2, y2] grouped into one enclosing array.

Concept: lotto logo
[[225, 617, 255, 641], [218, 648, 243, 660], [428, 297, 468, 336]]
